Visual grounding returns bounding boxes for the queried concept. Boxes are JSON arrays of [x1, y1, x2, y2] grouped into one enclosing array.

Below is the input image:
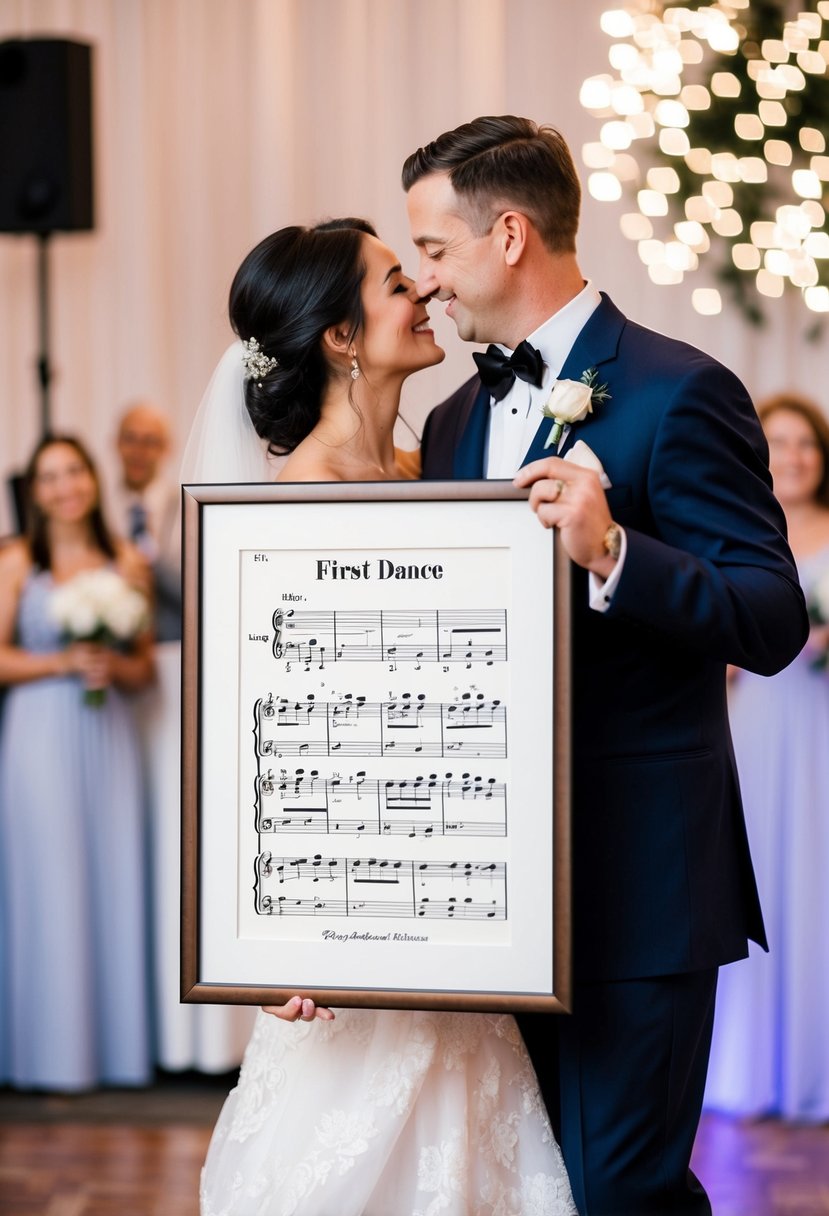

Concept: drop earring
[[350, 352, 361, 380]]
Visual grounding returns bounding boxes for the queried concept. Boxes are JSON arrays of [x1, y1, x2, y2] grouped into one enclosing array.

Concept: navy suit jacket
[[421, 294, 809, 983]]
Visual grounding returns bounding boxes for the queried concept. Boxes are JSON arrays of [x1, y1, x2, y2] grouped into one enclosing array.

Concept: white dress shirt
[[481, 281, 625, 611]]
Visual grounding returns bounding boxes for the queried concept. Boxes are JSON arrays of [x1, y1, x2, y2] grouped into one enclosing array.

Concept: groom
[[403, 116, 808, 1215]]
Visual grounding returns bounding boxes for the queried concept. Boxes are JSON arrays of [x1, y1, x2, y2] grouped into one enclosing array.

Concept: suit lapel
[[519, 293, 627, 467], [453, 381, 491, 479]]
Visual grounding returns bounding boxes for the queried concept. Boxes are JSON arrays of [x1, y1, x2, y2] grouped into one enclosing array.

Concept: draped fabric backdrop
[[0, 0, 826, 534]]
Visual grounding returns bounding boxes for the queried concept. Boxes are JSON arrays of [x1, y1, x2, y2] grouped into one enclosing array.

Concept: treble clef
[[272, 609, 284, 659]]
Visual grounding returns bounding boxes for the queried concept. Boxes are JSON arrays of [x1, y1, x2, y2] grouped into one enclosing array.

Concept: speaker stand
[[36, 231, 52, 436]]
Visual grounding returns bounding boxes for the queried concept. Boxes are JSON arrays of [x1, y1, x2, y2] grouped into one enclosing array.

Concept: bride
[[187, 218, 576, 1216]]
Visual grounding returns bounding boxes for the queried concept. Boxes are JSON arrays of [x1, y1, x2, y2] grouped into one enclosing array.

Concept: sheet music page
[[197, 497, 555, 1000]]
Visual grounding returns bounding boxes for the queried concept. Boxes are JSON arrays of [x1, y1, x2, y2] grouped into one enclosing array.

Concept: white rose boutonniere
[[542, 366, 611, 449]]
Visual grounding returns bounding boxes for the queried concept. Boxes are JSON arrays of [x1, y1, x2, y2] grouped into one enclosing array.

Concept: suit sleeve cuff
[[589, 526, 628, 613]]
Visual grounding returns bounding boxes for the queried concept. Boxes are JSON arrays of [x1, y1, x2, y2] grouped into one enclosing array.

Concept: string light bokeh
[[580, 1, 829, 318]]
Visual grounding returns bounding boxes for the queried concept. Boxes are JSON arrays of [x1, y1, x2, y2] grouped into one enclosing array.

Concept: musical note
[[255, 852, 507, 921]]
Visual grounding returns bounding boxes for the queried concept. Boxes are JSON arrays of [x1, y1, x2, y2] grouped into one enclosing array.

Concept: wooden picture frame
[[181, 481, 571, 1013]]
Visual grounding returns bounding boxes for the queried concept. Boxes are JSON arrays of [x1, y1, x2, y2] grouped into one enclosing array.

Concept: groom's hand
[[515, 456, 616, 580]]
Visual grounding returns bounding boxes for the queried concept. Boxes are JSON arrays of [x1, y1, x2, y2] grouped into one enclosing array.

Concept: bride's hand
[[261, 996, 335, 1022]]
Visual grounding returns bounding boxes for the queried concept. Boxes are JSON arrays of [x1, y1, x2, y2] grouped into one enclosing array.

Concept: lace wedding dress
[[200, 1007, 575, 1216]]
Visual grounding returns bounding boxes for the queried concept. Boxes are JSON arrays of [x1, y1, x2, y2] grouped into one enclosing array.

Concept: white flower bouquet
[[49, 568, 150, 705], [807, 565, 829, 671]]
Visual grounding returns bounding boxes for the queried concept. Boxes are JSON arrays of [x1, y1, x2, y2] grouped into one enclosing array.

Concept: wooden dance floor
[[0, 1075, 827, 1215]]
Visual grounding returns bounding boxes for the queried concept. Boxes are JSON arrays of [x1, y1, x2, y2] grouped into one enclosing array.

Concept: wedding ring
[[552, 478, 565, 501]]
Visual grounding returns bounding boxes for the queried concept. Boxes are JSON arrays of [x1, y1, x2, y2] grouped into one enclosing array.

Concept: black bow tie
[[472, 340, 545, 402]]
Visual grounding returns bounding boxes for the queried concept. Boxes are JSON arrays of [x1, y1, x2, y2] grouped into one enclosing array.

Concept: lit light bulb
[[732, 244, 762, 270], [712, 209, 744, 237], [588, 172, 624, 202], [647, 166, 681, 193], [600, 120, 634, 150], [583, 142, 615, 169], [793, 169, 823, 199], [707, 23, 740, 53], [665, 240, 698, 271], [804, 232, 829, 258], [776, 205, 812, 239], [670, 221, 705, 246], [685, 147, 713, 174], [703, 180, 734, 207], [679, 40, 704, 65], [801, 200, 826, 227], [627, 112, 656, 140], [692, 288, 722, 315], [801, 127, 827, 153], [794, 13, 821, 39], [735, 113, 764, 140], [680, 85, 712, 110], [750, 221, 778, 248], [711, 153, 741, 182], [620, 212, 654, 241], [777, 64, 806, 90], [600, 9, 636, 38], [758, 100, 788, 126], [685, 195, 716, 223], [756, 269, 785, 297], [648, 263, 684, 285], [764, 249, 793, 276], [655, 99, 690, 127], [739, 158, 768, 183], [638, 238, 666, 266], [580, 76, 614, 110], [609, 43, 640, 71], [610, 84, 645, 116], [761, 39, 788, 62], [764, 139, 793, 166], [638, 189, 669, 216], [610, 153, 640, 182], [798, 50, 827, 73], [711, 72, 741, 97], [789, 255, 819, 288], [659, 128, 691, 156], [804, 285, 829, 312]]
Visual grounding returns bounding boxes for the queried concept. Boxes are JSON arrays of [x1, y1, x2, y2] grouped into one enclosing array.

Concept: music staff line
[[255, 694, 508, 761], [255, 771, 508, 839], [254, 853, 507, 921], [272, 607, 508, 669]]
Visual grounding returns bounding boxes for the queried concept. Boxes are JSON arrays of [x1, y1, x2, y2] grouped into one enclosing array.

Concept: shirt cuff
[[588, 526, 627, 613]]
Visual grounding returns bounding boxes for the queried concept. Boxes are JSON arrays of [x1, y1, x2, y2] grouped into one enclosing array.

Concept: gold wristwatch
[[603, 521, 622, 561]]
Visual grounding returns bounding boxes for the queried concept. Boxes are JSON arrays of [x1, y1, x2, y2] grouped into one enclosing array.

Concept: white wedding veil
[[179, 341, 275, 485]]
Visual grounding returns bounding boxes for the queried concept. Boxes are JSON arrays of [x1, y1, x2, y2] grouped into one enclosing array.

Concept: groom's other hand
[[515, 456, 617, 580]]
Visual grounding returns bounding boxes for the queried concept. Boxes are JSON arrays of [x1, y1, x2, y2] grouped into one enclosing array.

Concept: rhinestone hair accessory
[[241, 337, 279, 383]]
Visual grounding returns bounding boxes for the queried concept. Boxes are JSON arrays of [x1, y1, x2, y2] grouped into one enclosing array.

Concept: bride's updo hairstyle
[[229, 217, 377, 454]]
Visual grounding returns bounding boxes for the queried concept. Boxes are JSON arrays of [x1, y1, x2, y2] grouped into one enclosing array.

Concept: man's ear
[[500, 211, 529, 266], [322, 325, 351, 359]]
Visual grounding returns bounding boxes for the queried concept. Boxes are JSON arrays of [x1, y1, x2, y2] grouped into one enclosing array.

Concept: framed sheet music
[[181, 481, 571, 1013]]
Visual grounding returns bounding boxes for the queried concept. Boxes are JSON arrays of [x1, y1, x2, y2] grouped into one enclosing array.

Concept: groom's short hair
[[402, 115, 581, 255]]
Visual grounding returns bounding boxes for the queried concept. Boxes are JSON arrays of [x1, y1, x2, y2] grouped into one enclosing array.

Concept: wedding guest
[[108, 401, 181, 642], [189, 219, 577, 1215], [705, 392, 829, 1121], [109, 400, 246, 1074], [0, 435, 154, 1090], [404, 114, 808, 1215]]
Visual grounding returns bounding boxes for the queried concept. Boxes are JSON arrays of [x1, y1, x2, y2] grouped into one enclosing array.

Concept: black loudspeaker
[[0, 38, 94, 233]]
